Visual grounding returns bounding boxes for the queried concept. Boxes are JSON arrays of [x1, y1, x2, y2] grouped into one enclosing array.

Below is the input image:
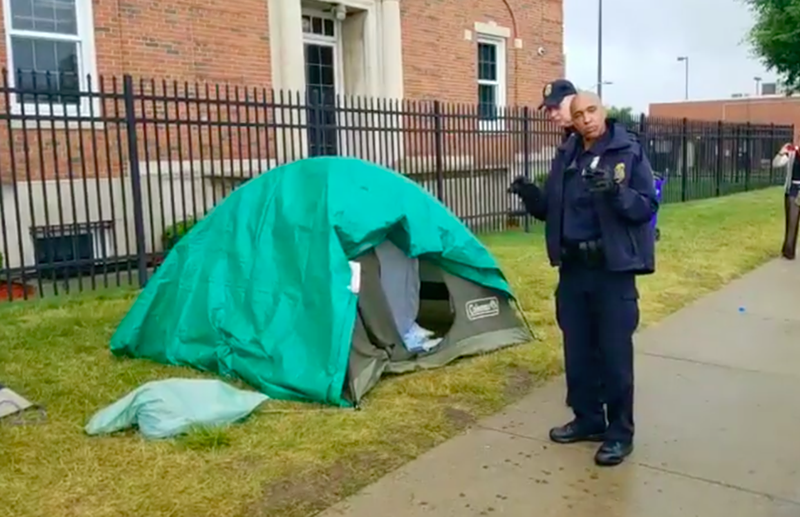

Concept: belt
[[561, 239, 605, 268]]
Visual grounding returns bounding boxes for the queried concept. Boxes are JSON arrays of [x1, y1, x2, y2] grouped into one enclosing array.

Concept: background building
[[650, 81, 799, 142], [0, 0, 564, 114], [0, 0, 567, 274]]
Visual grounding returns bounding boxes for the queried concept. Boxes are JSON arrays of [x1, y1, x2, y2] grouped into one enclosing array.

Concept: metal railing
[[0, 72, 793, 301]]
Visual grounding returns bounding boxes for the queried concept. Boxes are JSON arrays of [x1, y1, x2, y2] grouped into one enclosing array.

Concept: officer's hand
[[583, 167, 617, 194], [508, 175, 534, 196]]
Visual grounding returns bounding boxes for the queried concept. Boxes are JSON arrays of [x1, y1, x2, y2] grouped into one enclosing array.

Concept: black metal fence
[[0, 72, 794, 301]]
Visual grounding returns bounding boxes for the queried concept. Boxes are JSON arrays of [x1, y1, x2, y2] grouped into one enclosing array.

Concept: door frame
[[301, 8, 345, 96]]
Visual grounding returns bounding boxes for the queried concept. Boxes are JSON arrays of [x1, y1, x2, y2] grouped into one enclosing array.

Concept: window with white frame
[[476, 35, 506, 127], [3, 0, 97, 113]]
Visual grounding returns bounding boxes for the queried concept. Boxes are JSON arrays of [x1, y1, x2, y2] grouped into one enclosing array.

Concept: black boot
[[594, 440, 634, 467], [549, 421, 606, 444]]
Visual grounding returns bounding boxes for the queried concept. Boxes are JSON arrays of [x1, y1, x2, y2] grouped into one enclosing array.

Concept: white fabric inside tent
[[374, 240, 442, 353]]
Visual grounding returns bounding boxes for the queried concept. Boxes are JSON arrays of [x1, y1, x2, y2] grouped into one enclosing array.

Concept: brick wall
[[0, 1, 271, 86], [650, 98, 800, 141], [0, 0, 564, 183], [401, 0, 564, 107], [0, 0, 274, 184], [92, 0, 271, 86], [0, 0, 562, 102], [399, 0, 564, 167]]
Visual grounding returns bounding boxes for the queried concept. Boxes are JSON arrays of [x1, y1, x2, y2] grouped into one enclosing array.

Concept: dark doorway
[[304, 43, 338, 157]]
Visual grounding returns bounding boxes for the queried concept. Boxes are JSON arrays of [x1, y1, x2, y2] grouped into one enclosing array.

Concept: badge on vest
[[614, 162, 626, 183]]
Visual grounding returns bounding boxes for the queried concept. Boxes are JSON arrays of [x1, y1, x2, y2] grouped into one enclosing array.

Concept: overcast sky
[[563, 0, 776, 113]]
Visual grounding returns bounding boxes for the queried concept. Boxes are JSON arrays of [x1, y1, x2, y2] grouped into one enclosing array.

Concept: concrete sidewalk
[[320, 259, 800, 517]]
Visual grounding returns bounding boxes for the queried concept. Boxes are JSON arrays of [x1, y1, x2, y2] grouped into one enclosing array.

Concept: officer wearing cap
[[539, 79, 578, 144], [539, 78, 581, 409], [509, 91, 658, 467]]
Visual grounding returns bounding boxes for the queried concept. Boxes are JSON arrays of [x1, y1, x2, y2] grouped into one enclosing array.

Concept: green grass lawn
[[657, 169, 780, 204], [0, 187, 785, 517]]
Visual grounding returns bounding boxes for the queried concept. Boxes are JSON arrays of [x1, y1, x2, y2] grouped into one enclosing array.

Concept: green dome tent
[[110, 157, 531, 407]]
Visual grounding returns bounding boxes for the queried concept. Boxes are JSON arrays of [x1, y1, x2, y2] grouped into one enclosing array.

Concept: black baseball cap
[[538, 79, 577, 110]]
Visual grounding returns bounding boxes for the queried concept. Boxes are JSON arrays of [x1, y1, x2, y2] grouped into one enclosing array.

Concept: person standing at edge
[[773, 141, 800, 260], [508, 91, 658, 467]]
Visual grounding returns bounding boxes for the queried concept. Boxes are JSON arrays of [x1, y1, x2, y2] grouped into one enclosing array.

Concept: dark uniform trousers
[[555, 255, 638, 444], [783, 157, 800, 260]]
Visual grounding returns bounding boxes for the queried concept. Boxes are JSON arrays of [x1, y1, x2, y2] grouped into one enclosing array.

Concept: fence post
[[715, 121, 723, 197], [680, 118, 688, 202], [638, 113, 647, 137], [522, 106, 531, 233], [734, 125, 741, 185], [433, 100, 444, 202], [123, 74, 149, 288], [638, 113, 649, 166], [769, 123, 776, 185], [745, 122, 752, 191]]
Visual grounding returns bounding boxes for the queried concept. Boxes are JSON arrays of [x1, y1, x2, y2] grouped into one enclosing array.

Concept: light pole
[[754, 76, 762, 95], [597, 0, 603, 99], [596, 80, 613, 93], [677, 56, 689, 100]]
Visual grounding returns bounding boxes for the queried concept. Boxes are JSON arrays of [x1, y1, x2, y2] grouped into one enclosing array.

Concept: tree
[[745, 0, 800, 92], [606, 106, 634, 121]]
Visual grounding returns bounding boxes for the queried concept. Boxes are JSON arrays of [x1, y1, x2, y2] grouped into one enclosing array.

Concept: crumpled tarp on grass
[[85, 379, 269, 440]]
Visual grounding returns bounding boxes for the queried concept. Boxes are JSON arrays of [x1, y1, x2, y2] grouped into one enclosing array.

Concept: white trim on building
[[476, 31, 508, 132], [267, 0, 404, 99], [2, 0, 99, 118]]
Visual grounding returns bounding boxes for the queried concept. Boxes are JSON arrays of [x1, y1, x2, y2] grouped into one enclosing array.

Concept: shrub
[[162, 217, 197, 252]]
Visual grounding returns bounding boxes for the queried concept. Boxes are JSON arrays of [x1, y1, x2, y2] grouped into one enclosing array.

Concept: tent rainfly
[[111, 157, 532, 406]]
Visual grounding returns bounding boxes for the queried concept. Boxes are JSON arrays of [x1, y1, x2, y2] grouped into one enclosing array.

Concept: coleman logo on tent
[[465, 297, 500, 321]]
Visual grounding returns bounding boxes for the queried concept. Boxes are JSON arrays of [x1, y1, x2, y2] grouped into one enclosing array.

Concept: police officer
[[509, 91, 658, 467], [539, 79, 578, 144], [539, 78, 578, 408]]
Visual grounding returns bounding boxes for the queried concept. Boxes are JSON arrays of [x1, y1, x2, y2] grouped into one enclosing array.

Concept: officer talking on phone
[[509, 91, 658, 467]]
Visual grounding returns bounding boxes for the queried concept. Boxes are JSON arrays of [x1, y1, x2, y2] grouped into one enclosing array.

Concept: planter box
[[0, 282, 35, 302]]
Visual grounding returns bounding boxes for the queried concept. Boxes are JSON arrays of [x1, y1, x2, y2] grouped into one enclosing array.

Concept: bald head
[[570, 91, 607, 143], [570, 91, 603, 113]]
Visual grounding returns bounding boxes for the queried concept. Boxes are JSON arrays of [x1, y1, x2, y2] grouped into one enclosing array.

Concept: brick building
[[0, 0, 565, 274], [0, 0, 563, 116], [650, 95, 800, 142]]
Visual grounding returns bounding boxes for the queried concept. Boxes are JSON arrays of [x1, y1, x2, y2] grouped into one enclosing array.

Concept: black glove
[[508, 175, 542, 197], [508, 176, 542, 213], [583, 166, 618, 194], [508, 175, 530, 195]]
